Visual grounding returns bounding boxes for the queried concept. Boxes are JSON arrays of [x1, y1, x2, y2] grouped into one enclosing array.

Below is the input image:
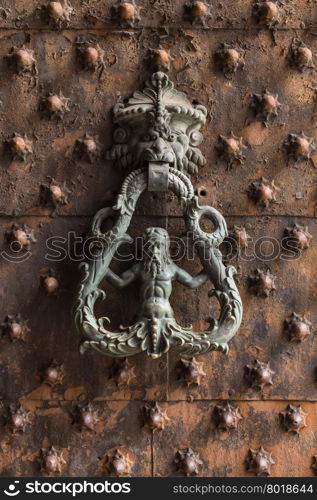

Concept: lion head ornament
[[106, 72, 207, 174]]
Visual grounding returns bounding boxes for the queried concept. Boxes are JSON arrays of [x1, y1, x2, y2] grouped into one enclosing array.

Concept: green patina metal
[[74, 71, 243, 358]]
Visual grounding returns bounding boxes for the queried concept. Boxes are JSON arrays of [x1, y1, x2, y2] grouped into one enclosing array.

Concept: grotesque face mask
[[106, 72, 207, 174]]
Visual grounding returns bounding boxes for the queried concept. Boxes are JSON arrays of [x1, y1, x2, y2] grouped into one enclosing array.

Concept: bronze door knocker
[[74, 72, 242, 359]]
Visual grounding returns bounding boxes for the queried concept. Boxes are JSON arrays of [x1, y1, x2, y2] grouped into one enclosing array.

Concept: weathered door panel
[[0, 0, 317, 478]]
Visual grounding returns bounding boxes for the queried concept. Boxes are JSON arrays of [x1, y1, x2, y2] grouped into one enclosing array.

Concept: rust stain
[[63, 386, 87, 401], [241, 122, 269, 146]]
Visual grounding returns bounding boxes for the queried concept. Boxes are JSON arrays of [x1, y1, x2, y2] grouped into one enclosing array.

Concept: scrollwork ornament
[[74, 72, 242, 359]]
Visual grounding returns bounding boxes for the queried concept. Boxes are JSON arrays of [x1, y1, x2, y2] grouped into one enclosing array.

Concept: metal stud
[[104, 448, 133, 477], [248, 177, 279, 208], [245, 359, 275, 390], [147, 48, 170, 71], [7, 133, 33, 161], [109, 358, 136, 388], [284, 223, 312, 253], [174, 448, 203, 476], [213, 401, 242, 431], [41, 268, 60, 295], [142, 401, 170, 432], [41, 446, 66, 475], [288, 40, 315, 73], [6, 223, 36, 251], [76, 402, 99, 431], [214, 43, 245, 77], [216, 132, 246, 169], [76, 41, 106, 74], [229, 225, 250, 248], [283, 132, 316, 163], [40, 180, 69, 211], [279, 404, 307, 434], [249, 91, 281, 126], [45, 1, 74, 28], [40, 92, 70, 120], [74, 134, 100, 163], [177, 358, 206, 387], [248, 268, 276, 297], [252, 1, 279, 28], [0, 314, 30, 342], [284, 312, 312, 342], [7, 404, 31, 433], [6, 46, 37, 75], [246, 446, 275, 476], [183, 0, 211, 26], [111, 1, 140, 27], [43, 361, 64, 386]]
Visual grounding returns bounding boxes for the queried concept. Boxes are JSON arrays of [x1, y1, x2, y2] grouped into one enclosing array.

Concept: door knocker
[[74, 72, 243, 359]]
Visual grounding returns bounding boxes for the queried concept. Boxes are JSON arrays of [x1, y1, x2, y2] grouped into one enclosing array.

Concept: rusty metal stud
[[104, 448, 132, 477], [40, 180, 69, 211], [43, 361, 64, 386], [252, 1, 279, 28], [74, 134, 100, 163], [77, 42, 105, 74], [5, 223, 36, 251], [109, 358, 136, 388], [246, 447, 275, 476], [77, 402, 99, 431], [248, 177, 279, 208], [229, 225, 250, 248], [83, 46, 99, 66], [7, 133, 33, 161], [46, 1, 74, 28], [41, 92, 70, 120], [216, 132, 246, 169], [183, 0, 211, 26], [118, 2, 135, 18], [41, 446, 66, 475], [250, 91, 281, 126], [142, 401, 170, 432], [147, 48, 170, 71], [214, 43, 245, 77], [111, 1, 140, 27], [0, 314, 30, 342], [284, 223, 312, 253], [6, 46, 37, 75], [283, 132, 316, 163], [40, 268, 60, 295], [245, 359, 275, 390], [280, 404, 307, 434], [43, 276, 59, 294], [174, 448, 203, 476], [248, 268, 276, 297], [213, 401, 242, 431], [288, 40, 315, 73], [177, 358, 206, 387], [284, 312, 312, 343], [7, 404, 31, 433]]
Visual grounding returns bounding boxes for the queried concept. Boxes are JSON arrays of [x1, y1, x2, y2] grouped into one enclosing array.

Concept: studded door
[[1, 0, 317, 478]]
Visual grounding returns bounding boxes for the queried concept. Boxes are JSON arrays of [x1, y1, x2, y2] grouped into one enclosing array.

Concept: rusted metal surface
[[153, 401, 317, 477], [1, 0, 317, 477]]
